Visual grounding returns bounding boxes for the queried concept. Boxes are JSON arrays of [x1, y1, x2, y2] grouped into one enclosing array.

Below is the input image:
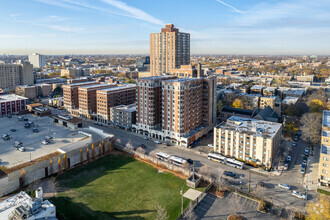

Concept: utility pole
[[180, 186, 184, 214]]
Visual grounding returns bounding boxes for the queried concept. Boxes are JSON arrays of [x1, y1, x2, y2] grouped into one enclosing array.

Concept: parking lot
[[0, 114, 88, 168]]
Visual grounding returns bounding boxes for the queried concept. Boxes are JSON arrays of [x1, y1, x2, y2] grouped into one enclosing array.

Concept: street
[[79, 119, 318, 211]]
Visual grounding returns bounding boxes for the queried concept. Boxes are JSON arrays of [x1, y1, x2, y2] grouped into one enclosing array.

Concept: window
[[324, 157, 329, 161], [323, 163, 329, 167], [322, 170, 328, 174]]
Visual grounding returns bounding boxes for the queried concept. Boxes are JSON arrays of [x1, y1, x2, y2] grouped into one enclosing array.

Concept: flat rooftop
[[98, 84, 136, 92], [80, 83, 116, 89], [0, 114, 103, 168], [111, 103, 136, 112], [0, 94, 28, 102], [216, 116, 282, 139]]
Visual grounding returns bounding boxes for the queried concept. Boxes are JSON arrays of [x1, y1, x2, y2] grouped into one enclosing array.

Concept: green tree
[[216, 100, 224, 115]]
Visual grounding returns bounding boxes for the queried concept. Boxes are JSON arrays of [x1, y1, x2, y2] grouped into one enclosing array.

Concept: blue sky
[[0, 0, 329, 55]]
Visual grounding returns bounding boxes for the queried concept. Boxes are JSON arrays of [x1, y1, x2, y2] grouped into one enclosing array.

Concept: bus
[[207, 153, 244, 169], [169, 156, 187, 167], [156, 152, 170, 161]]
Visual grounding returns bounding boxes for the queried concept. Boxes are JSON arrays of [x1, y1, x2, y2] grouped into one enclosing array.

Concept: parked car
[[154, 140, 161, 144], [187, 159, 194, 164], [7, 114, 12, 118], [278, 183, 291, 190], [304, 147, 309, 156], [224, 171, 237, 178], [142, 136, 149, 140], [257, 181, 270, 189], [23, 118, 28, 121], [33, 128, 39, 133], [139, 144, 147, 149], [10, 128, 16, 132], [286, 156, 292, 163], [292, 191, 307, 200], [292, 142, 296, 147], [294, 136, 298, 141], [301, 164, 306, 174], [302, 156, 308, 165]]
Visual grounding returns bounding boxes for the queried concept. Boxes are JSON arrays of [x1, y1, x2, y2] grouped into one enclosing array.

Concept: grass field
[[50, 154, 193, 220]]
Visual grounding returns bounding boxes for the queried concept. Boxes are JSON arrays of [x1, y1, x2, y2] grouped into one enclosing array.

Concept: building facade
[[259, 96, 282, 116], [28, 53, 46, 69], [96, 84, 136, 123], [0, 94, 28, 116], [61, 69, 76, 78], [150, 24, 190, 76], [78, 83, 117, 118], [213, 116, 282, 169], [16, 84, 52, 99], [319, 110, 330, 187], [63, 81, 99, 111], [134, 76, 217, 147], [170, 64, 202, 78], [110, 103, 136, 130], [0, 62, 34, 91]]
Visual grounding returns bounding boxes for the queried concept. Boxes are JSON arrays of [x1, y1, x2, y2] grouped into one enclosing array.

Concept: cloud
[[215, 0, 245, 15], [10, 14, 20, 18], [101, 0, 164, 25], [35, 0, 163, 25]]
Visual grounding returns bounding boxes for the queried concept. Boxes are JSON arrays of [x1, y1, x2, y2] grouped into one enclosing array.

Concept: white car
[[292, 142, 296, 146], [154, 140, 161, 144], [142, 137, 149, 140], [278, 183, 291, 190], [292, 191, 307, 200]]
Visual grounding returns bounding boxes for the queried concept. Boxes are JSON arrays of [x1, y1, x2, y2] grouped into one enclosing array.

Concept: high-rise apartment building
[[150, 24, 190, 76], [319, 110, 330, 187], [78, 84, 117, 118], [28, 53, 46, 69], [0, 62, 33, 91], [96, 84, 136, 124], [133, 76, 216, 147], [213, 116, 282, 169], [63, 81, 99, 111]]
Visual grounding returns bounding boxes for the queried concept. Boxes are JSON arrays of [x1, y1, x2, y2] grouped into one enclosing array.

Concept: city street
[[79, 119, 318, 211]]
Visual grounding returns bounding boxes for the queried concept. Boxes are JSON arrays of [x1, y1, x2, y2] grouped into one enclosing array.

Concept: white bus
[[207, 153, 244, 169], [156, 152, 170, 161], [169, 156, 187, 167]]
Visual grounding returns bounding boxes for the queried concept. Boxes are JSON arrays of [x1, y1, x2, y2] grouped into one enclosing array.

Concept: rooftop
[[251, 85, 265, 90], [79, 83, 115, 90], [98, 84, 136, 92], [216, 116, 282, 139], [111, 103, 136, 112], [0, 94, 28, 102]]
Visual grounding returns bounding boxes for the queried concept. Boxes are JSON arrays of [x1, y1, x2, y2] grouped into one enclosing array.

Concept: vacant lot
[[51, 154, 192, 220]]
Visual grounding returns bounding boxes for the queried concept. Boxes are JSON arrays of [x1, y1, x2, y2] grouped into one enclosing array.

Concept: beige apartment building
[[63, 81, 99, 111], [259, 96, 282, 116], [0, 62, 33, 91], [319, 110, 330, 187], [214, 116, 282, 169], [170, 64, 202, 78], [61, 69, 76, 78], [150, 24, 190, 76], [96, 84, 136, 124], [78, 84, 117, 118], [133, 76, 217, 147], [16, 84, 52, 99]]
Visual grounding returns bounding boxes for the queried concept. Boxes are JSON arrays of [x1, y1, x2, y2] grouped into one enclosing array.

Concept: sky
[[0, 0, 330, 55]]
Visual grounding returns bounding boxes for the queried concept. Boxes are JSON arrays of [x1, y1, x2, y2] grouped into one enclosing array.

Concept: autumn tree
[[57, 157, 62, 175], [91, 144, 95, 159], [306, 194, 330, 220], [310, 99, 326, 113], [80, 149, 84, 163], [63, 154, 68, 170], [232, 98, 244, 109], [19, 169, 27, 189], [300, 113, 322, 147], [284, 119, 299, 138]]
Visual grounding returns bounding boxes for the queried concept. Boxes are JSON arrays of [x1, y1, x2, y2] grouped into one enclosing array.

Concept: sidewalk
[[303, 146, 320, 190]]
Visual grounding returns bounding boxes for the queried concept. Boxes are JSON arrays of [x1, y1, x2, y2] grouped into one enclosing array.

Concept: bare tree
[[300, 113, 322, 147], [198, 165, 212, 181], [136, 146, 146, 154], [155, 204, 168, 220]]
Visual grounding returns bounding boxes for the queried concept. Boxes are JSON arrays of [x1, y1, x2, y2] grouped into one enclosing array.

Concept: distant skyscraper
[[150, 24, 190, 76], [28, 53, 46, 69]]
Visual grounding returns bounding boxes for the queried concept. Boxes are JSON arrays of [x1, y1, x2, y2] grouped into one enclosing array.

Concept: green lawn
[[317, 189, 330, 196], [50, 154, 191, 220]]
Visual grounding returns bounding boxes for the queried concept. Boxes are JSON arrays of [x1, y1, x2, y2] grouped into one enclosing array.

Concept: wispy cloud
[[10, 14, 20, 18], [101, 0, 164, 25], [34, 0, 163, 25], [215, 0, 245, 15]]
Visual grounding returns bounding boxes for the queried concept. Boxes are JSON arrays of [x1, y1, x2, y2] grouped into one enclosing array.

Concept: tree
[[19, 169, 27, 189], [284, 119, 299, 138], [216, 100, 224, 116], [310, 99, 325, 113], [86, 148, 90, 162], [306, 194, 330, 220], [154, 204, 168, 220], [80, 148, 83, 163], [63, 154, 68, 170], [91, 144, 95, 159], [300, 113, 322, 147], [283, 102, 308, 117], [57, 157, 62, 175], [232, 98, 244, 109], [198, 165, 213, 181], [125, 78, 136, 84]]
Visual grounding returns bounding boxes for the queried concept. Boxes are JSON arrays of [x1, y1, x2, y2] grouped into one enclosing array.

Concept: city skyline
[[1, 0, 330, 55]]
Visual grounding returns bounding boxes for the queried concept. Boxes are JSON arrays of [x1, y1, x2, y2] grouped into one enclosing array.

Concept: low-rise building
[[296, 75, 314, 82], [219, 106, 256, 122], [259, 96, 282, 116], [319, 110, 330, 187], [0, 94, 28, 116], [263, 87, 277, 96], [250, 85, 265, 94], [53, 114, 83, 129], [282, 97, 299, 105], [213, 116, 282, 169], [110, 103, 136, 130], [61, 69, 76, 78], [16, 84, 52, 99]]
